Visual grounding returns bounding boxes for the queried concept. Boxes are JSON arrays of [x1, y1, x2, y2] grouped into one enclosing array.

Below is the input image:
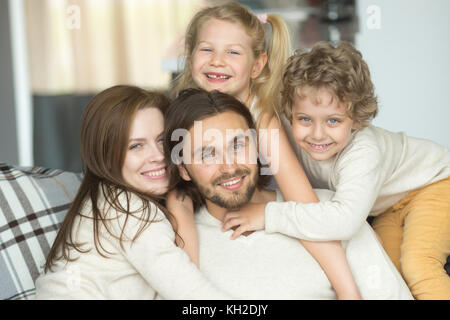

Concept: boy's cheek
[[290, 122, 303, 139], [291, 125, 307, 149]]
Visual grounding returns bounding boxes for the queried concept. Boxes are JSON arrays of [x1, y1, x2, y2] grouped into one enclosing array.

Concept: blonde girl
[[169, 1, 361, 299]]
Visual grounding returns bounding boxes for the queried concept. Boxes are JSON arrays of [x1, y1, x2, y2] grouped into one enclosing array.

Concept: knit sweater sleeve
[[265, 135, 383, 241], [109, 198, 232, 300]]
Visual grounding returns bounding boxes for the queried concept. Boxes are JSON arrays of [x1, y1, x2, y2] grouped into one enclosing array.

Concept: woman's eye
[[129, 143, 142, 150], [228, 50, 240, 55], [299, 117, 311, 122]]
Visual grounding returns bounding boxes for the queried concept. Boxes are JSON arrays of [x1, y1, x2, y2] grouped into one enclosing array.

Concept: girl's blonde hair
[[171, 1, 291, 124]]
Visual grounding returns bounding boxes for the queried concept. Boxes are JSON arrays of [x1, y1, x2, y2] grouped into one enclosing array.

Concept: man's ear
[[178, 164, 191, 181], [251, 53, 268, 79]]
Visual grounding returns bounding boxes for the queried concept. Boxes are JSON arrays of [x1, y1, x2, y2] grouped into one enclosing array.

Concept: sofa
[[0, 163, 81, 299], [1, 162, 449, 300]]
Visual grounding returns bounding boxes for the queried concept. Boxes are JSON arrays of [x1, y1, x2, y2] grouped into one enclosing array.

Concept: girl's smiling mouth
[[204, 72, 231, 82]]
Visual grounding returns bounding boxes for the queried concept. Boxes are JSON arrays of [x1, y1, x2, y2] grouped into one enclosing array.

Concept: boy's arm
[[264, 136, 382, 241], [166, 190, 199, 266], [260, 115, 361, 299]]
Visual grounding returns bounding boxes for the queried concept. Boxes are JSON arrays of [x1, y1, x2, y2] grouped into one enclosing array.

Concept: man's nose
[[219, 153, 240, 172]]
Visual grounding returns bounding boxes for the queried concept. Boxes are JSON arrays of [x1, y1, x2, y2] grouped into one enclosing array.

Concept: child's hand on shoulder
[[221, 202, 266, 239], [166, 189, 194, 215]]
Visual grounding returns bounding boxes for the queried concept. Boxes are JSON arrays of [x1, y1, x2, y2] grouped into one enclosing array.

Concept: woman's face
[[122, 107, 168, 195]]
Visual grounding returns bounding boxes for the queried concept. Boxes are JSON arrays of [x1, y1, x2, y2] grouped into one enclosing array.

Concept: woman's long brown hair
[[44, 85, 175, 273]]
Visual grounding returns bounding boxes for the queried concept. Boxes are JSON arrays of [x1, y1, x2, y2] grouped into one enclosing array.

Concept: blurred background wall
[[1, 0, 449, 173], [356, 0, 450, 150], [0, 0, 19, 165]]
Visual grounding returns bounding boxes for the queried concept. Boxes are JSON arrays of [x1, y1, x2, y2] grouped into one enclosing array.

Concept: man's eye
[[202, 149, 215, 159]]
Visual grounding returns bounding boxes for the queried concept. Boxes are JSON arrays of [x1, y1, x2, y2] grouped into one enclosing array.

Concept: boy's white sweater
[[265, 118, 450, 241]]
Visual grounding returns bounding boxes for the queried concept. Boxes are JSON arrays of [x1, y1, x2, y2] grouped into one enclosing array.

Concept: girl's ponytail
[[252, 13, 292, 125]]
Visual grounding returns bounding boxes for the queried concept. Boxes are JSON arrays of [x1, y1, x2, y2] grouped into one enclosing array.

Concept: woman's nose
[[147, 143, 165, 163]]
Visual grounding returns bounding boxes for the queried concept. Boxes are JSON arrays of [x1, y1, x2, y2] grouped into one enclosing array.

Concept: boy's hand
[[221, 202, 267, 240]]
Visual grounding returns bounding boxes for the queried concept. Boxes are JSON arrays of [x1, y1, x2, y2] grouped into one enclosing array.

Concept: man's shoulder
[[259, 188, 278, 202]]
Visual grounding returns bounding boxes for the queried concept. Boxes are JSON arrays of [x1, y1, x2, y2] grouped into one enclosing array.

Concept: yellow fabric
[[372, 177, 450, 300]]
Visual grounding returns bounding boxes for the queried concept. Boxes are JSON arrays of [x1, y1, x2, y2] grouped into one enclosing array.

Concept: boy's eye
[[200, 47, 212, 52], [228, 50, 240, 55], [328, 118, 340, 125]]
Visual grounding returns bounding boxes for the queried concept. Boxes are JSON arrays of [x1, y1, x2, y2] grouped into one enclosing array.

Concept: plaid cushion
[[0, 163, 81, 300]]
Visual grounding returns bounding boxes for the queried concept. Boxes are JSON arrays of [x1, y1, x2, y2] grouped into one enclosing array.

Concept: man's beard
[[191, 167, 258, 210]]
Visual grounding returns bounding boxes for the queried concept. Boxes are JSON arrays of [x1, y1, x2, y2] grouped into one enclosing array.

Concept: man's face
[[179, 111, 259, 210]]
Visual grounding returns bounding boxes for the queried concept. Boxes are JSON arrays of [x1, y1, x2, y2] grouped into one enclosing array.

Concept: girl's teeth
[[220, 177, 242, 186], [144, 168, 166, 177], [207, 74, 229, 79]]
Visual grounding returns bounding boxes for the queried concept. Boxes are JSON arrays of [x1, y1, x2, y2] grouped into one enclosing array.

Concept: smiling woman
[[122, 107, 169, 195], [34, 85, 231, 300]]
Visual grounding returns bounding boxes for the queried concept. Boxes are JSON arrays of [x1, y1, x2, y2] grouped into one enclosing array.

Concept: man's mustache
[[212, 168, 251, 185]]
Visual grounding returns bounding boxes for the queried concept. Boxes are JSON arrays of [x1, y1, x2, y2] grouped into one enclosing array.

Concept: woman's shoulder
[[96, 185, 169, 238]]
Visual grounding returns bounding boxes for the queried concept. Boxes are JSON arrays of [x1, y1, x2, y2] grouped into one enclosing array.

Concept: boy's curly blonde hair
[[281, 41, 378, 127]]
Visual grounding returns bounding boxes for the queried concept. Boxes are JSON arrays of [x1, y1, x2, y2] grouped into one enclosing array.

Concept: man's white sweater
[[195, 189, 413, 300]]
